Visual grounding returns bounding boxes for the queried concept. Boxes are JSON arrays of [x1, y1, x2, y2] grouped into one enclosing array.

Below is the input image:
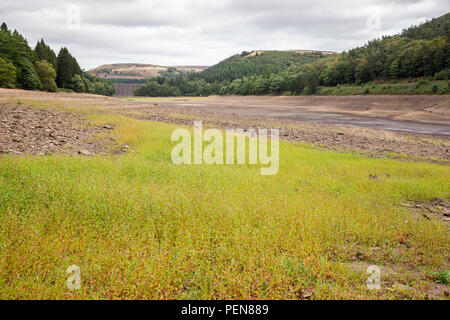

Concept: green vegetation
[[34, 39, 57, 70], [0, 57, 16, 88], [34, 60, 57, 92], [134, 77, 181, 97], [402, 14, 450, 40], [434, 270, 450, 285], [55, 47, 82, 89], [0, 22, 114, 96], [200, 50, 327, 83], [0, 101, 449, 299], [315, 80, 450, 96], [108, 78, 150, 84]]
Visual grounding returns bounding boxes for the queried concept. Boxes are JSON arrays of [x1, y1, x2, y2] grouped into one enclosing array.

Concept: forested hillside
[[0, 22, 114, 95], [199, 50, 332, 83], [401, 13, 450, 40], [135, 13, 450, 97]]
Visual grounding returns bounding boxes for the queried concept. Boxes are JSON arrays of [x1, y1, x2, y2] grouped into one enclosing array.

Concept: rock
[[78, 149, 92, 156], [103, 125, 114, 129]]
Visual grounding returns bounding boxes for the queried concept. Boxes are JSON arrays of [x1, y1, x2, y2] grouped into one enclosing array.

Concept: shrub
[[34, 60, 57, 92], [434, 68, 450, 80], [16, 57, 41, 90], [68, 74, 86, 93], [0, 57, 16, 88]]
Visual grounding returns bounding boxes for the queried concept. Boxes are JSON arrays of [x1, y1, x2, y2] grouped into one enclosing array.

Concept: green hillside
[[401, 12, 450, 40], [199, 50, 333, 83]]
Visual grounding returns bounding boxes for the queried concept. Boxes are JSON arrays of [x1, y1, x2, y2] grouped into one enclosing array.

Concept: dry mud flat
[[0, 104, 114, 156], [0, 89, 449, 162], [158, 95, 450, 124]]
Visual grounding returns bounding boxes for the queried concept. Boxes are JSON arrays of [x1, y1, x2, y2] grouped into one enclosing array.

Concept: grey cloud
[[1, 0, 448, 69]]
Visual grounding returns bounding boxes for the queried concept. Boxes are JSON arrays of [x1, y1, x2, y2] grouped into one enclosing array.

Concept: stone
[[78, 149, 92, 156]]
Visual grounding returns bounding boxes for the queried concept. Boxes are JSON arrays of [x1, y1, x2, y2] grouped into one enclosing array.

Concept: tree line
[[0, 22, 114, 95], [135, 13, 449, 97]]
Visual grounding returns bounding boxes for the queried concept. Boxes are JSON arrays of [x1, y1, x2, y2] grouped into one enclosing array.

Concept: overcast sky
[[1, 0, 448, 70]]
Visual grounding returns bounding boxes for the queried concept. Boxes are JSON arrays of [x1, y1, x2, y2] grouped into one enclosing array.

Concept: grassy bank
[[314, 80, 450, 96], [0, 109, 449, 299]]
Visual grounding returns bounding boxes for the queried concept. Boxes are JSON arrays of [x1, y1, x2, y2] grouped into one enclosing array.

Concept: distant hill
[[198, 50, 335, 83], [89, 63, 209, 80]]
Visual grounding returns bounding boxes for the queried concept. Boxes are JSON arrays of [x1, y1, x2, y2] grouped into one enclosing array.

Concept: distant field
[[90, 63, 208, 80], [0, 90, 449, 299]]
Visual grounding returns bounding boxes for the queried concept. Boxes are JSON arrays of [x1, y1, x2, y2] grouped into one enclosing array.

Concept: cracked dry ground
[[0, 104, 115, 156]]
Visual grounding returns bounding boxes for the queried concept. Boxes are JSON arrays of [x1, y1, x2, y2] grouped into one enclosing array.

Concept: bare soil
[[0, 103, 113, 156]]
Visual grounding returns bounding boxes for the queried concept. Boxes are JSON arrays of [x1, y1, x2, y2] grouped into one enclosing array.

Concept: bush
[[416, 79, 429, 87], [68, 74, 86, 93], [434, 68, 450, 80], [16, 57, 41, 90], [34, 60, 57, 92], [0, 57, 16, 88]]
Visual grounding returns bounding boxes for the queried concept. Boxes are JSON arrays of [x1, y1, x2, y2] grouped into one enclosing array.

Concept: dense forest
[[199, 50, 329, 83], [135, 13, 450, 97], [0, 22, 114, 95]]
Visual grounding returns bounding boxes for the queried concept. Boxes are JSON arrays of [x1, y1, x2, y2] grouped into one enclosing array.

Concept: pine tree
[[16, 57, 41, 90], [56, 47, 81, 88], [34, 39, 57, 70]]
